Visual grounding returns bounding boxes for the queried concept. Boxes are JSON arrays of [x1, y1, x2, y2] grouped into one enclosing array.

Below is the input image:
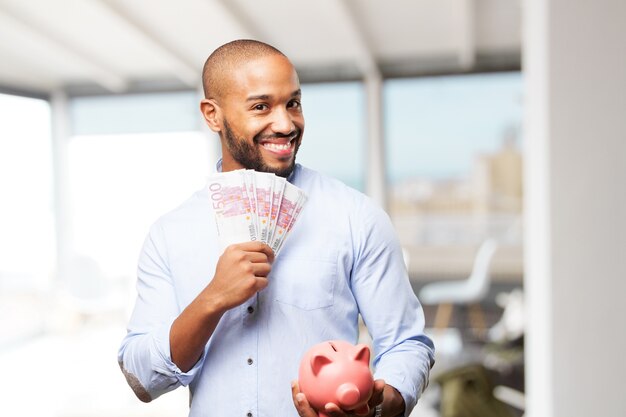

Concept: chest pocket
[[270, 257, 336, 310]]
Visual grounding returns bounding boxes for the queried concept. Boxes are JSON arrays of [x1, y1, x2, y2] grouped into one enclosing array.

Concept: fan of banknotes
[[207, 170, 308, 255]]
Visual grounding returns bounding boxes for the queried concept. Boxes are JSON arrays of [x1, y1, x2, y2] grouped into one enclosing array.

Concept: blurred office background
[[0, 1, 624, 416]]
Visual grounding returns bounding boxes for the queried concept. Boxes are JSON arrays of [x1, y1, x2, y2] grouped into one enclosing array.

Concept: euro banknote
[[207, 169, 307, 254]]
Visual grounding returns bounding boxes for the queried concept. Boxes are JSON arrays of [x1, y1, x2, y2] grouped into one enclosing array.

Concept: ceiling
[[0, 0, 521, 97]]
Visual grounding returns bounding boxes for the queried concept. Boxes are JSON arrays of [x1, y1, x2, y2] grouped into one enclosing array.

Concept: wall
[[524, 1, 626, 416]]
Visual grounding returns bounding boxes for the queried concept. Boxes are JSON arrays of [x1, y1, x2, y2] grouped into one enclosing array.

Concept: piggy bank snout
[[336, 382, 360, 407]]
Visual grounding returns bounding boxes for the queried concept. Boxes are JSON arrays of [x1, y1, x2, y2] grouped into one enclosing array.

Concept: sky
[[384, 72, 523, 182]]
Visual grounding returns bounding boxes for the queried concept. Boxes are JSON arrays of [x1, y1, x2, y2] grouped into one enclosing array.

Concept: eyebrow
[[246, 89, 301, 102]]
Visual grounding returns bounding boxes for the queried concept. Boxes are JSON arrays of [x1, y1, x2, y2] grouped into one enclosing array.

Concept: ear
[[353, 344, 370, 365], [200, 98, 222, 133], [310, 354, 332, 376]]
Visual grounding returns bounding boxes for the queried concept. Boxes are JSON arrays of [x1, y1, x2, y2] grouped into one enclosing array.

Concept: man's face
[[217, 54, 304, 178]]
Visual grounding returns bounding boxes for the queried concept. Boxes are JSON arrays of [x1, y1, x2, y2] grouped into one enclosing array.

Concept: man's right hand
[[207, 241, 275, 312], [170, 241, 274, 372]]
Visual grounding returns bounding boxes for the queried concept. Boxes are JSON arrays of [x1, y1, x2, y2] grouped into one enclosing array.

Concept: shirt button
[[247, 306, 254, 314], [247, 413, 252, 417], [247, 358, 253, 365]]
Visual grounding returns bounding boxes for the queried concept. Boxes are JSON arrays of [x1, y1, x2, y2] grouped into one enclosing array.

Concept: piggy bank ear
[[353, 344, 370, 365], [311, 354, 332, 376]]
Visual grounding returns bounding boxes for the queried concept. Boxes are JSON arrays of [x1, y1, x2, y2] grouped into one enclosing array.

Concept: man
[[118, 39, 435, 417]]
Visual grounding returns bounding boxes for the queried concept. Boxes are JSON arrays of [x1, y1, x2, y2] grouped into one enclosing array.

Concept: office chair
[[419, 239, 499, 332]]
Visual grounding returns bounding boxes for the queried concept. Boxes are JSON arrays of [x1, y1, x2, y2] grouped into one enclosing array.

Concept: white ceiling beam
[[96, 0, 199, 87], [212, 0, 268, 42], [459, 0, 476, 69], [0, 60, 57, 92], [0, 4, 127, 92], [333, 0, 380, 78], [0, 37, 58, 92]]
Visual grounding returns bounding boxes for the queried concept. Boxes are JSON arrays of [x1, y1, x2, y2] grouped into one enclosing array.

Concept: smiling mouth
[[261, 140, 293, 152]]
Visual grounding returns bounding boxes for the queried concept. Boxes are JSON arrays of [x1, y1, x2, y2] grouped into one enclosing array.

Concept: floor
[[415, 291, 526, 417], [0, 288, 524, 417]]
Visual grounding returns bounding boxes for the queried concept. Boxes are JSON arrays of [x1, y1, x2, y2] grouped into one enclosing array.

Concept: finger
[[368, 379, 386, 407], [236, 241, 275, 262], [254, 277, 269, 291], [251, 262, 271, 277], [373, 379, 386, 394], [258, 242, 275, 263], [324, 402, 347, 417], [291, 380, 299, 396], [291, 381, 301, 409], [245, 251, 271, 264], [291, 381, 317, 417]]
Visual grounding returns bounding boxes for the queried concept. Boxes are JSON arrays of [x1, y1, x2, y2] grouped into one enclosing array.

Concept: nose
[[270, 107, 296, 135]]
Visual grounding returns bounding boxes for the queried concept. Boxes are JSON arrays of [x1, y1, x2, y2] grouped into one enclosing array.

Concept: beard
[[222, 119, 301, 178]]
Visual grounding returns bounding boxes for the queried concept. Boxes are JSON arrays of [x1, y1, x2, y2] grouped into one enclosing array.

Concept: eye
[[253, 103, 269, 111], [287, 99, 301, 109]]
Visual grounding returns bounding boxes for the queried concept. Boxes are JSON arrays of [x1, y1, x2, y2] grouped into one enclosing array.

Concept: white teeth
[[263, 142, 292, 151]]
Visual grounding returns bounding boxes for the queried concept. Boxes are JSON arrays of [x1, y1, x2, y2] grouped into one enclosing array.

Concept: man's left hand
[[291, 379, 385, 417]]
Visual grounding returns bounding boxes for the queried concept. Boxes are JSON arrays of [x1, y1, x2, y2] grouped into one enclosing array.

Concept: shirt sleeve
[[350, 202, 436, 417], [117, 222, 205, 402]]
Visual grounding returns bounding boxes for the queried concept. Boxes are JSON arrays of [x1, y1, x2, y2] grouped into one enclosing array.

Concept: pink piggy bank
[[298, 340, 374, 417]]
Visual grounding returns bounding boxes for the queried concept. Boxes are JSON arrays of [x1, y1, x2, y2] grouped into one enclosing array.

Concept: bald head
[[202, 39, 287, 100]]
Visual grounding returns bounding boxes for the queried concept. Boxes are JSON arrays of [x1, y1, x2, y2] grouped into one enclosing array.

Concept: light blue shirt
[[118, 163, 435, 417]]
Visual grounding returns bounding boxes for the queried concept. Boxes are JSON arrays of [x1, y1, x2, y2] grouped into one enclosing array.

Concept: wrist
[[380, 384, 405, 417], [200, 284, 230, 315]]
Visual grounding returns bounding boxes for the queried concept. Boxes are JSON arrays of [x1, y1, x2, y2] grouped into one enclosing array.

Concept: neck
[[220, 152, 245, 173]]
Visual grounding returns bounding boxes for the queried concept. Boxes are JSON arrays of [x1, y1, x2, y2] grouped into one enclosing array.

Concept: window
[[67, 131, 212, 280], [66, 91, 213, 280], [298, 82, 366, 191], [0, 93, 54, 290], [384, 72, 523, 280]]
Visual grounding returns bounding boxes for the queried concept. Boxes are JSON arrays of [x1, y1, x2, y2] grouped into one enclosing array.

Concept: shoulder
[[293, 164, 390, 228], [294, 164, 375, 209]]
